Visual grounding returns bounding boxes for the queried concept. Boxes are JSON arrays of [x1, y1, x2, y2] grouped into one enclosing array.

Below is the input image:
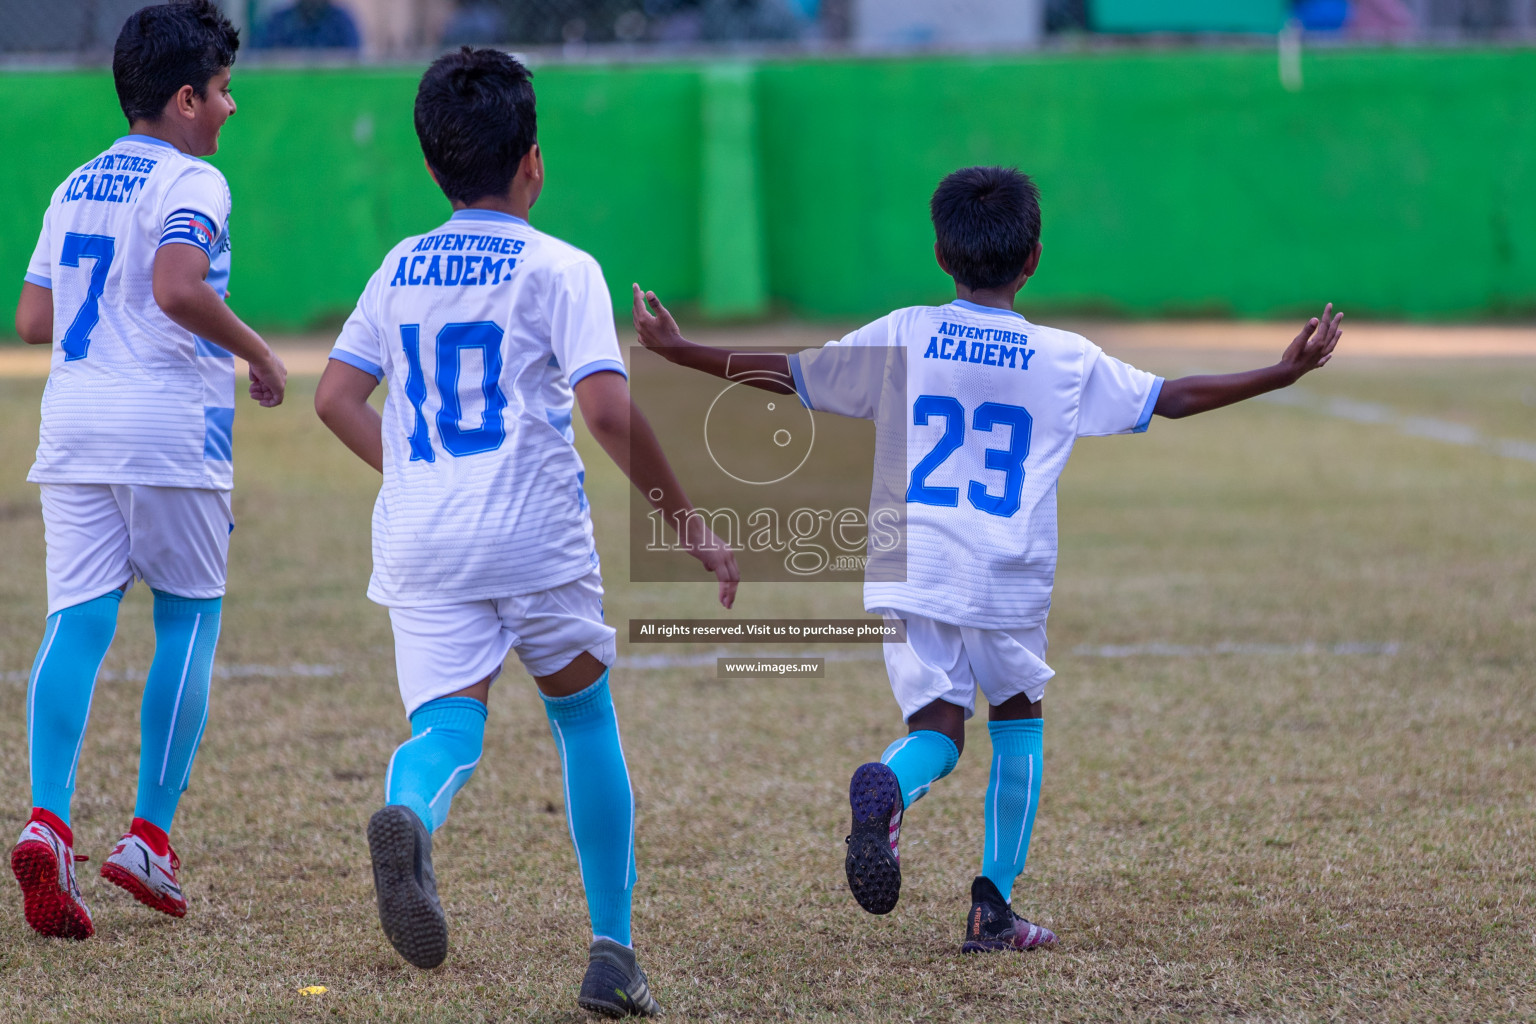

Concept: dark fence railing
[[1, 0, 1532, 61]]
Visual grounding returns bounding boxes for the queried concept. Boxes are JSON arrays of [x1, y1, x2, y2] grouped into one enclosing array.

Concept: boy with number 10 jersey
[[332, 215, 616, 604], [315, 48, 734, 1017]]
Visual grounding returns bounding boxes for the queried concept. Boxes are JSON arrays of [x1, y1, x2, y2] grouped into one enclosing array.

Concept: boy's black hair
[[113, 0, 240, 124], [415, 47, 537, 205], [930, 167, 1042, 292]]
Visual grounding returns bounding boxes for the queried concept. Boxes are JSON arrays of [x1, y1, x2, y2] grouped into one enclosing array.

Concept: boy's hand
[[681, 519, 740, 609], [248, 350, 287, 407], [1156, 303, 1344, 419], [1277, 303, 1343, 382], [631, 283, 684, 352]]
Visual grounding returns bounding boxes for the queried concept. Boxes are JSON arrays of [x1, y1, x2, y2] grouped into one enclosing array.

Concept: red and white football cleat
[[11, 812, 93, 940], [100, 825, 187, 918]]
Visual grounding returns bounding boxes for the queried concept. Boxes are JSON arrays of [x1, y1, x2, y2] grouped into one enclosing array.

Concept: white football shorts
[[388, 569, 617, 714], [40, 483, 232, 616], [876, 608, 1055, 721]]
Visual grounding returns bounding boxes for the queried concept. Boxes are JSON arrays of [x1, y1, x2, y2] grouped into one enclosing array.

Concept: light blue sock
[[542, 671, 635, 947], [982, 719, 1044, 902], [880, 729, 960, 808], [133, 592, 222, 833], [385, 696, 487, 832], [27, 592, 122, 825]]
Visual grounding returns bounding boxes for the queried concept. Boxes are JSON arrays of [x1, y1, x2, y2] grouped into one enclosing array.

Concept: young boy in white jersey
[[314, 48, 736, 1016], [633, 166, 1342, 953], [10, 0, 287, 941]]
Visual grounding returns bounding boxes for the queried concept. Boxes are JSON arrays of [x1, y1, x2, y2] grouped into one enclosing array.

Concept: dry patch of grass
[[0, 349, 1530, 1022]]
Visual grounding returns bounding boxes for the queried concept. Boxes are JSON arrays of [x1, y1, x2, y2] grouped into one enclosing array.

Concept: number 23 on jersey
[[906, 394, 1033, 518]]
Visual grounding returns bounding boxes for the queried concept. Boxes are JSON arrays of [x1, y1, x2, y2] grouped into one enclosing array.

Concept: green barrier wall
[[3, 48, 1533, 333]]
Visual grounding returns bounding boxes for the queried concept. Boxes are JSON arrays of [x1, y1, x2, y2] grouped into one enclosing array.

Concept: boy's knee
[[990, 692, 1043, 721], [39, 593, 121, 656], [907, 699, 967, 756]]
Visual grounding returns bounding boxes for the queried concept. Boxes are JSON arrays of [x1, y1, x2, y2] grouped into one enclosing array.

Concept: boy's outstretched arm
[[1155, 304, 1343, 419], [154, 243, 287, 407], [314, 360, 384, 472], [574, 369, 739, 609], [631, 284, 794, 394]]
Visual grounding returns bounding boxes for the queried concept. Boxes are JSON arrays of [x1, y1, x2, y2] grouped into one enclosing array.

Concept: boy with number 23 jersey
[[633, 165, 1343, 956]]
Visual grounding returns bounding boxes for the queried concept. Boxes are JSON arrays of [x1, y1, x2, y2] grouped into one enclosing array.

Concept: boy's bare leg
[[907, 698, 968, 753], [989, 692, 1043, 720], [532, 651, 606, 697]]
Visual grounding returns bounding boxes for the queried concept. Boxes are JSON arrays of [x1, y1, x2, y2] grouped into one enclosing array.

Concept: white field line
[[1258, 389, 1536, 463], [1072, 641, 1399, 658], [1, 663, 341, 685]]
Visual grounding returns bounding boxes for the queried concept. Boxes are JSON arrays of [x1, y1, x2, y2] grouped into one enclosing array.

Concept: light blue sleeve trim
[[23, 273, 51, 289], [567, 358, 628, 387], [1134, 377, 1164, 433], [329, 349, 385, 382], [788, 352, 814, 411]]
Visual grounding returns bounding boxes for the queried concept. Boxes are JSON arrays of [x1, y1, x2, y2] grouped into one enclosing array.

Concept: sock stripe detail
[[1012, 753, 1034, 864], [65, 615, 116, 791], [427, 757, 482, 811], [880, 735, 915, 765], [625, 775, 635, 890], [987, 754, 1002, 863], [612, 714, 636, 891], [65, 671, 97, 792], [178, 702, 212, 792], [158, 612, 202, 787], [548, 718, 586, 885], [382, 731, 421, 803], [27, 615, 62, 790]]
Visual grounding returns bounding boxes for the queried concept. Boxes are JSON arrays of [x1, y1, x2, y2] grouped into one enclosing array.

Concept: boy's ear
[[519, 143, 544, 184], [515, 143, 544, 208], [1016, 242, 1043, 286], [167, 83, 198, 122], [933, 242, 950, 276], [423, 159, 441, 187]]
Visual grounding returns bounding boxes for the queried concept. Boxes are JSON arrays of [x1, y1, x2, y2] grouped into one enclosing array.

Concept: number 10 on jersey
[[400, 321, 510, 462]]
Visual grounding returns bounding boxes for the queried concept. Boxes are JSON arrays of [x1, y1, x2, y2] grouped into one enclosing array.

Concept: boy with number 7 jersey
[[632, 165, 1342, 955], [11, 0, 286, 941]]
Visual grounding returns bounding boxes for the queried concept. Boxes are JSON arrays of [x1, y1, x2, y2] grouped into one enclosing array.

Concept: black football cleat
[[959, 875, 1057, 953], [367, 805, 448, 969], [578, 937, 663, 1017], [844, 761, 904, 915]]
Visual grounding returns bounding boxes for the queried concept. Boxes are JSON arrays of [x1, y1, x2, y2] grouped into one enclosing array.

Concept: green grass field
[[0, 339, 1531, 1022]]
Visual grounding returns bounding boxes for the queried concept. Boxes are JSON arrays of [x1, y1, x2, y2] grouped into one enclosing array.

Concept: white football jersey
[[25, 135, 237, 491], [791, 299, 1162, 629], [330, 209, 627, 607]]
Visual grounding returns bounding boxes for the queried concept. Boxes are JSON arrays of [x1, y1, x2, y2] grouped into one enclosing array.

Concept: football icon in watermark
[[629, 344, 907, 583], [703, 356, 816, 485]]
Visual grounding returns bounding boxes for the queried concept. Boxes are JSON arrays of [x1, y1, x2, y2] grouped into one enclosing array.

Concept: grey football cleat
[[578, 937, 663, 1017], [367, 805, 448, 969]]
